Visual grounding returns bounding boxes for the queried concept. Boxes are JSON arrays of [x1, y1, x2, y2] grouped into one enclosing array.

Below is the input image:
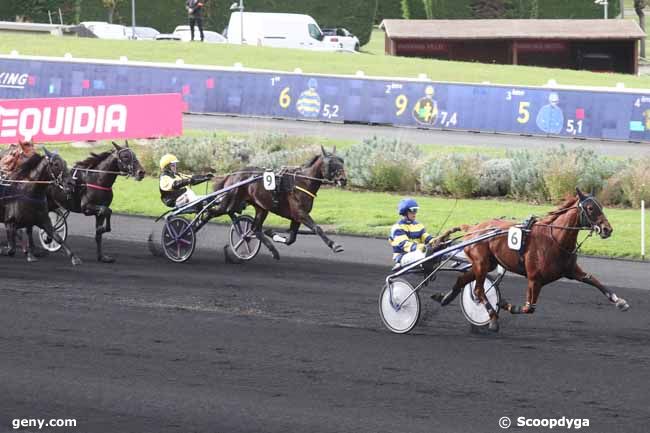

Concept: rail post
[[642, 200, 646, 260]]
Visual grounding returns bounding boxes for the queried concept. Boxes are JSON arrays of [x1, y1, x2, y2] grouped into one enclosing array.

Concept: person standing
[[186, 0, 205, 42]]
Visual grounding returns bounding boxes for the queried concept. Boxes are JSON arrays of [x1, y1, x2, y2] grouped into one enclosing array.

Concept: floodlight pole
[[240, 0, 244, 44], [131, 0, 136, 39]]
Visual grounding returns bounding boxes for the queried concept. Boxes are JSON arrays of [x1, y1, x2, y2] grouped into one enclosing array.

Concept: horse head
[[43, 146, 74, 196], [320, 145, 347, 187], [576, 188, 612, 239], [112, 141, 146, 180]]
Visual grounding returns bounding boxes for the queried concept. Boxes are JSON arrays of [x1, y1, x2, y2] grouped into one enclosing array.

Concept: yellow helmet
[[159, 154, 179, 171]]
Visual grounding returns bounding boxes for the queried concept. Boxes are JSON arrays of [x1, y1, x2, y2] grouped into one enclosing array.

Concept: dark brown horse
[[432, 188, 629, 332], [211, 146, 347, 260], [0, 149, 81, 265], [45, 141, 145, 262]]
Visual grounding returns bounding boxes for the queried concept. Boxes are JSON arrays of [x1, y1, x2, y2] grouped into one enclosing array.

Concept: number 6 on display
[[508, 227, 522, 251], [263, 171, 276, 191]]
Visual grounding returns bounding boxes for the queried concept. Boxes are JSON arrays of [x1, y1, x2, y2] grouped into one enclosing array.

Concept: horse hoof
[[272, 253, 281, 261], [1, 248, 15, 257], [71, 256, 82, 266], [430, 292, 445, 304], [332, 244, 344, 253], [98, 255, 115, 263], [223, 246, 243, 265], [616, 298, 630, 311], [26, 254, 38, 263], [488, 318, 500, 333]]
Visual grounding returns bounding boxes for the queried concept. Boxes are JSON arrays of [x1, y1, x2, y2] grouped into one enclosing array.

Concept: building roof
[[380, 19, 646, 41]]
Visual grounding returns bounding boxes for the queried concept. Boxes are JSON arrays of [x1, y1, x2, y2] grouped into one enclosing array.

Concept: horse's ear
[[112, 141, 122, 151], [320, 145, 327, 156], [576, 187, 586, 200], [331, 145, 336, 154], [124, 139, 130, 148], [43, 146, 52, 158]]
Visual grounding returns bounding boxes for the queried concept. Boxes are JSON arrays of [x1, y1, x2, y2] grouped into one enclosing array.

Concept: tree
[[635, 0, 646, 58], [471, 0, 506, 19], [102, 0, 124, 24]]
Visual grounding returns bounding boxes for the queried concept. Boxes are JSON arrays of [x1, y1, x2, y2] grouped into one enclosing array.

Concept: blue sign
[[1, 57, 649, 142]]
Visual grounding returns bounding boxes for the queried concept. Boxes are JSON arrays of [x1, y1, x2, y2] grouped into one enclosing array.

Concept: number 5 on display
[[517, 101, 530, 124]]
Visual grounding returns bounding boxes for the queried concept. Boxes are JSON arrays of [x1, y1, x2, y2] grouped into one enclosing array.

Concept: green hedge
[[376, 0, 403, 22]]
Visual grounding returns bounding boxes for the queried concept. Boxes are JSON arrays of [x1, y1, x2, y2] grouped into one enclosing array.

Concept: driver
[[159, 154, 213, 208], [0, 140, 35, 174]]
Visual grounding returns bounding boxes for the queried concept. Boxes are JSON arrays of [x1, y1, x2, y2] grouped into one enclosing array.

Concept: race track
[[184, 114, 650, 157], [1, 216, 649, 433]]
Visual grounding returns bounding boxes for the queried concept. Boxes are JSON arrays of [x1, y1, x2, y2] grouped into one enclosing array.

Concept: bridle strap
[[86, 183, 113, 191]]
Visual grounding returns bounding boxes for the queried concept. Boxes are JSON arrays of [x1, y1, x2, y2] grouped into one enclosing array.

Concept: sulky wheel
[[162, 216, 196, 263], [379, 278, 421, 334], [38, 208, 68, 252], [228, 215, 261, 261], [460, 276, 500, 327]]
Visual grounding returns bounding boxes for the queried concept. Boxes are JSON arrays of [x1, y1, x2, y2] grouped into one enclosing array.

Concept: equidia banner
[[1, 56, 649, 142], [0, 93, 184, 144]]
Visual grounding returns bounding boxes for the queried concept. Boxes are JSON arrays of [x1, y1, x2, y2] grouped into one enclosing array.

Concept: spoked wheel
[[460, 276, 500, 327], [229, 215, 261, 261], [38, 208, 68, 252], [379, 278, 421, 334], [162, 216, 196, 263]]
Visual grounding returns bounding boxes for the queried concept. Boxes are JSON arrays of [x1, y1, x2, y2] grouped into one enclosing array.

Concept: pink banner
[[0, 93, 183, 144]]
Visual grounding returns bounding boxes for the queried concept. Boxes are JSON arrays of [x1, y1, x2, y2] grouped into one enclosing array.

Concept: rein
[[86, 183, 113, 191]]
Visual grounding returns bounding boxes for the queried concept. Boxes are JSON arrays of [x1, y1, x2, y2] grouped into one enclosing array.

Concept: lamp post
[[594, 0, 608, 19], [230, 0, 244, 43], [131, 0, 136, 39]]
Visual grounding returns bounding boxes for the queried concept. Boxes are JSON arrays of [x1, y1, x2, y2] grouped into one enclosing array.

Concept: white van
[[226, 12, 349, 52], [80, 21, 128, 40]]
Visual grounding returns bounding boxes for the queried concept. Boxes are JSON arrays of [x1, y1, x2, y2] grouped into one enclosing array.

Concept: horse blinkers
[[578, 194, 612, 239]]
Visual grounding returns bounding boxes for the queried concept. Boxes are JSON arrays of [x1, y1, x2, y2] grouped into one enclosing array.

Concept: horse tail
[[460, 224, 474, 232], [212, 176, 227, 192]]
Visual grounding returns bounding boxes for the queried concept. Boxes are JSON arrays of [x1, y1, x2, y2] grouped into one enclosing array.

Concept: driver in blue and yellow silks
[[389, 198, 437, 267]]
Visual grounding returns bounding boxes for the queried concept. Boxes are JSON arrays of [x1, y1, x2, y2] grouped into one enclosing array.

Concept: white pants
[[399, 250, 426, 266], [175, 189, 202, 206]]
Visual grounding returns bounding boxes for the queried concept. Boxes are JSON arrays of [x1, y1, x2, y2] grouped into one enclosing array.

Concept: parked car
[[80, 21, 128, 40], [126, 26, 160, 40], [322, 27, 360, 51], [155, 26, 226, 43], [226, 12, 354, 52]]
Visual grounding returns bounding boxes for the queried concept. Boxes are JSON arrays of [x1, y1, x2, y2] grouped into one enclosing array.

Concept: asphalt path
[[184, 114, 650, 157], [1, 214, 649, 433]]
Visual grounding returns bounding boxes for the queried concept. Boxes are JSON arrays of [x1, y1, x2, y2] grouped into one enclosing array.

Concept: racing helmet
[[159, 154, 179, 171], [398, 198, 419, 216]]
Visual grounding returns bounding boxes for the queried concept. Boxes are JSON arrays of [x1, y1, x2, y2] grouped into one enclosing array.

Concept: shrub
[[507, 149, 547, 201], [478, 158, 512, 196], [443, 154, 482, 198], [542, 150, 579, 202], [420, 157, 446, 194], [344, 136, 421, 191], [598, 174, 628, 207], [620, 157, 650, 208]]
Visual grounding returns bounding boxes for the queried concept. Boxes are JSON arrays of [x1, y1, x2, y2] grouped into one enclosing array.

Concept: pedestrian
[[186, 0, 205, 41]]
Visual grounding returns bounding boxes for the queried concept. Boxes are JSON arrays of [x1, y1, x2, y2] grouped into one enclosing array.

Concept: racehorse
[[45, 141, 145, 262], [432, 188, 629, 332], [0, 149, 81, 265], [212, 146, 347, 260]]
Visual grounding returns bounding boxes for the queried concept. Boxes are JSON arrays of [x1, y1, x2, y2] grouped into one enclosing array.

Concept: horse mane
[[75, 151, 112, 169], [302, 154, 322, 168], [539, 195, 579, 224], [11, 153, 44, 179]]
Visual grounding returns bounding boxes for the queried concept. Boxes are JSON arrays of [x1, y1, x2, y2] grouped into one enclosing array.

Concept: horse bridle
[[45, 154, 69, 191], [115, 147, 137, 177]]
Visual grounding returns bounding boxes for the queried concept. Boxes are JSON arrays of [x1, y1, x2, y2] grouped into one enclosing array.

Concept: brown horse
[[211, 146, 347, 260], [432, 188, 629, 332]]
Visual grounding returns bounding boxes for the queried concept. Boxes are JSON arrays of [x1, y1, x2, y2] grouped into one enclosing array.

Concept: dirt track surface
[[1, 219, 649, 433]]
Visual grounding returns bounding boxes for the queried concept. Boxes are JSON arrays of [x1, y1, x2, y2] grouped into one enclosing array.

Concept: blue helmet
[[398, 198, 419, 216]]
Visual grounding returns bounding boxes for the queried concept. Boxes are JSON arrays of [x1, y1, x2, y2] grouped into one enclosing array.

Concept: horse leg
[[1, 223, 17, 257], [95, 210, 115, 263], [253, 208, 280, 260], [503, 279, 540, 314], [24, 226, 39, 263], [570, 264, 629, 311], [37, 219, 82, 266], [285, 221, 300, 246], [431, 269, 475, 306], [299, 213, 343, 253], [472, 262, 500, 332]]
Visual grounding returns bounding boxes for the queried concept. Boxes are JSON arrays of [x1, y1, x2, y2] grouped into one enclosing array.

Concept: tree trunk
[[107, 7, 114, 24]]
